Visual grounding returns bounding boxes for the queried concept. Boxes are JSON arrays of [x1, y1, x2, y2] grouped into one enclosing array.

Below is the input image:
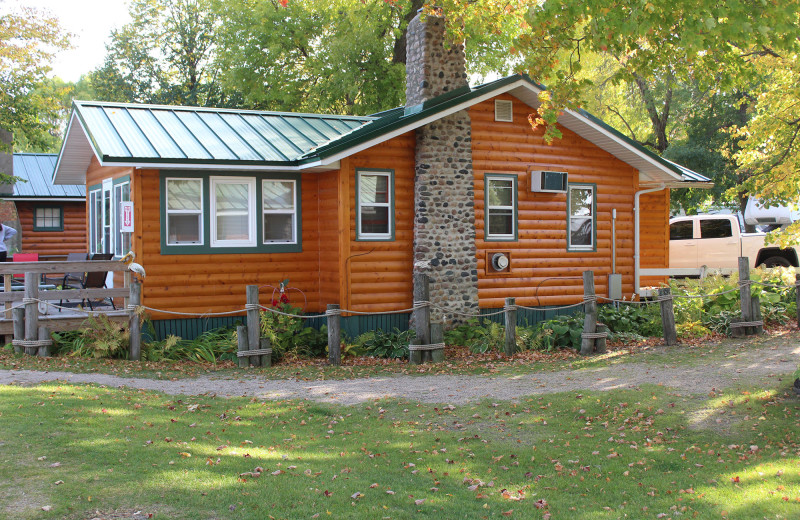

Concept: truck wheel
[[760, 256, 791, 268]]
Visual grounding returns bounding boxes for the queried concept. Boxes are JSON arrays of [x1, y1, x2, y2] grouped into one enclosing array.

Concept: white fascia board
[[53, 111, 102, 185], [9, 197, 84, 202], [556, 108, 684, 183], [105, 158, 336, 172], [318, 79, 533, 166]]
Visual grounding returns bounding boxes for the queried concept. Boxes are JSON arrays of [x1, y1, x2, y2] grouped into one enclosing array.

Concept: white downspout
[[634, 184, 666, 297]]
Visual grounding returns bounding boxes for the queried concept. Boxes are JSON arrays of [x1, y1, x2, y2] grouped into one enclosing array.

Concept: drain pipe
[[634, 184, 666, 297]]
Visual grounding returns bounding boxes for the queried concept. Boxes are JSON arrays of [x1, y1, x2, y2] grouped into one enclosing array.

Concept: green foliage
[[352, 328, 413, 359], [444, 318, 505, 353], [598, 304, 662, 338], [537, 314, 585, 350], [259, 304, 328, 360], [51, 314, 130, 358], [0, 6, 71, 154], [143, 328, 238, 364]]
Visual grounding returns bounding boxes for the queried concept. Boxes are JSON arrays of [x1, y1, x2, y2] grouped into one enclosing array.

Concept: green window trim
[[484, 173, 518, 242], [356, 168, 395, 241], [159, 170, 303, 255], [32, 205, 64, 232], [566, 182, 597, 252]]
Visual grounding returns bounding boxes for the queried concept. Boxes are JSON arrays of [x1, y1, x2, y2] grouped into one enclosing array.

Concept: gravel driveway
[[1, 340, 797, 405]]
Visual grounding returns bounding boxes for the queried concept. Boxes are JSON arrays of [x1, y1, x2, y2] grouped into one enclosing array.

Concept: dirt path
[[1, 339, 797, 405]]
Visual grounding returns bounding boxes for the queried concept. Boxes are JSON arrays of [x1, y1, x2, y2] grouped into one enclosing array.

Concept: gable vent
[[494, 100, 513, 122]]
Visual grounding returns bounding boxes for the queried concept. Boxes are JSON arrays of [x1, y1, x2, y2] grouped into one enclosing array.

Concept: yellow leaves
[[178, 452, 191, 458]]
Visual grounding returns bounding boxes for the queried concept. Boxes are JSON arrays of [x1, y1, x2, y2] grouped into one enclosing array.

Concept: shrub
[[538, 314, 585, 350], [353, 328, 413, 359], [143, 328, 238, 364], [259, 304, 328, 360], [445, 318, 505, 353], [51, 314, 130, 358], [598, 304, 662, 338]]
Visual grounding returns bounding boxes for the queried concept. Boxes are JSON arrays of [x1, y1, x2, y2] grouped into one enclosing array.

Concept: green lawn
[[1, 378, 799, 519]]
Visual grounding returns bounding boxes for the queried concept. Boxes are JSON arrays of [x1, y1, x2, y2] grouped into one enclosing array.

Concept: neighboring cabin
[[1, 152, 86, 258], [52, 12, 710, 334]]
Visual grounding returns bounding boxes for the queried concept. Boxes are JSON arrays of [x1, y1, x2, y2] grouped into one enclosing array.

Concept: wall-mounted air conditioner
[[530, 170, 568, 193]]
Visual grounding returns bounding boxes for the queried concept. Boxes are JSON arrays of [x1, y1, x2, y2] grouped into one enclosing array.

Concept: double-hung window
[[567, 183, 595, 251], [357, 170, 393, 240], [33, 206, 62, 231], [263, 179, 297, 244], [166, 178, 203, 245], [211, 177, 256, 247], [485, 174, 517, 241], [161, 172, 302, 254]]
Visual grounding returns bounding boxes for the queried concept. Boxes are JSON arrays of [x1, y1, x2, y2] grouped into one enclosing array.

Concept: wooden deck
[[0, 260, 131, 337]]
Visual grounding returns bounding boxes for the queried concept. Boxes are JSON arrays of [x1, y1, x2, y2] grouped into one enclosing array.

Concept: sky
[[3, 0, 131, 82]]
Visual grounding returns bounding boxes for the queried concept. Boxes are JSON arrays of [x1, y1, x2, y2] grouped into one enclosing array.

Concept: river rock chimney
[[406, 10, 478, 325]]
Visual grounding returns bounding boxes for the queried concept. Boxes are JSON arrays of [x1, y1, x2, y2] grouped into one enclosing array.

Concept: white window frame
[[567, 183, 595, 251], [357, 170, 393, 241], [165, 177, 204, 246], [113, 180, 131, 257], [262, 178, 298, 245], [210, 176, 256, 248], [485, 174, 517, 241], [88, 188, 101, 254]]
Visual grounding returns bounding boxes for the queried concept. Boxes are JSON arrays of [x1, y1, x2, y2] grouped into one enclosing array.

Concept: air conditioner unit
[[530, 170, 568, 193]]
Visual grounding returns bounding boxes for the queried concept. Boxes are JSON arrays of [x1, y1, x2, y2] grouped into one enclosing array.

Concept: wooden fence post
[[430, 322, 445, 363], [246, 285, 260, 367], [37, 326, 50, 357], [129, 281, 141, 361], [259, 337, 272, 368], [327, 304, 341, 366], [796, 273, 800, 329], [504, 297, 516, 356], [738, 257, 752, 334], [24, 272, 38, 356], [237, 325, 249, 368], [580, 271, 597, 356], [12, 307, 23, 354], [658, 287, 677, 346], [412, 273, 431, 362]]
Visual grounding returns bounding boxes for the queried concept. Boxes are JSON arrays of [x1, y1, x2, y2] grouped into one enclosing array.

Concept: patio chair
[[59, 252, 115, 311], [12, 253, 39, 285], [44, 252, 88, 287]]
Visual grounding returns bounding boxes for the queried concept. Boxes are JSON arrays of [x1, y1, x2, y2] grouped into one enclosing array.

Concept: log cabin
[[4, 153, 86, 258], [52, 12, 710, 338]]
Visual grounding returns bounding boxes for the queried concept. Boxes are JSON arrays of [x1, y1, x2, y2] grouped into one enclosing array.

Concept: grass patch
[[1, 379, 799, 519]]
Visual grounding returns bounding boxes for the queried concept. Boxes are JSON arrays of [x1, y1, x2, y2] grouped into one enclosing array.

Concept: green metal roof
[[56, 76, 709, 187], [71, 100, 373, 166]]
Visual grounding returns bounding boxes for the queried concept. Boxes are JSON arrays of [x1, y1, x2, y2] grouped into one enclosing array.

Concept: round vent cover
[[491, 252, 509, 271]]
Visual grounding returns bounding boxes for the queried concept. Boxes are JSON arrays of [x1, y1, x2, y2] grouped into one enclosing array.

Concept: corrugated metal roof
[[72, 101, 373, 166], [11, 153, 85, 198]]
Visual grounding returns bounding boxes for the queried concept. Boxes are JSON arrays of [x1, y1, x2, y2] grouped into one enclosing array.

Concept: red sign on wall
[[121, 201, 134, 232]]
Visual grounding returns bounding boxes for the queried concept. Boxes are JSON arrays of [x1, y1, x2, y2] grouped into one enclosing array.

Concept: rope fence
[[6, 278, 797, 322]]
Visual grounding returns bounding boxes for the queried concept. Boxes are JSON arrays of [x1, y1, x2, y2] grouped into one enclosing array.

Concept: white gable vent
[[494, 100, 513, 122]]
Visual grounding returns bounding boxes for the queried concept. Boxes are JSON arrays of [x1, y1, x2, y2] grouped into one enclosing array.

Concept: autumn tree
[[93, 0, 223, 107], [0, 5, 70, 156]]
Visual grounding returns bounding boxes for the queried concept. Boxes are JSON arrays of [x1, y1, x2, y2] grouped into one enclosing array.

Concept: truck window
[[700, 219, 732, 239], [670, 221, 693, 240]]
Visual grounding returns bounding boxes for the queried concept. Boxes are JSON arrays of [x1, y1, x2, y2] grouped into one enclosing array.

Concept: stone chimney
[[405, 9, 468, 106], [406, 10, 478, 325]]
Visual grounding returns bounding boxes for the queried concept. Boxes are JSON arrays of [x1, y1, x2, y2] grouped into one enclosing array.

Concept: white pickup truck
[[669, 214, 800, 269]]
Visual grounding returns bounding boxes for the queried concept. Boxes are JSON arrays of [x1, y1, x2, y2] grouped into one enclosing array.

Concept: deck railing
[[0, 260, 132, 341]]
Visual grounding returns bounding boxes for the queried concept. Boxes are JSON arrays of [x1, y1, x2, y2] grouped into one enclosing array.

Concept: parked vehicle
[[669, 214, 800, 269]]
